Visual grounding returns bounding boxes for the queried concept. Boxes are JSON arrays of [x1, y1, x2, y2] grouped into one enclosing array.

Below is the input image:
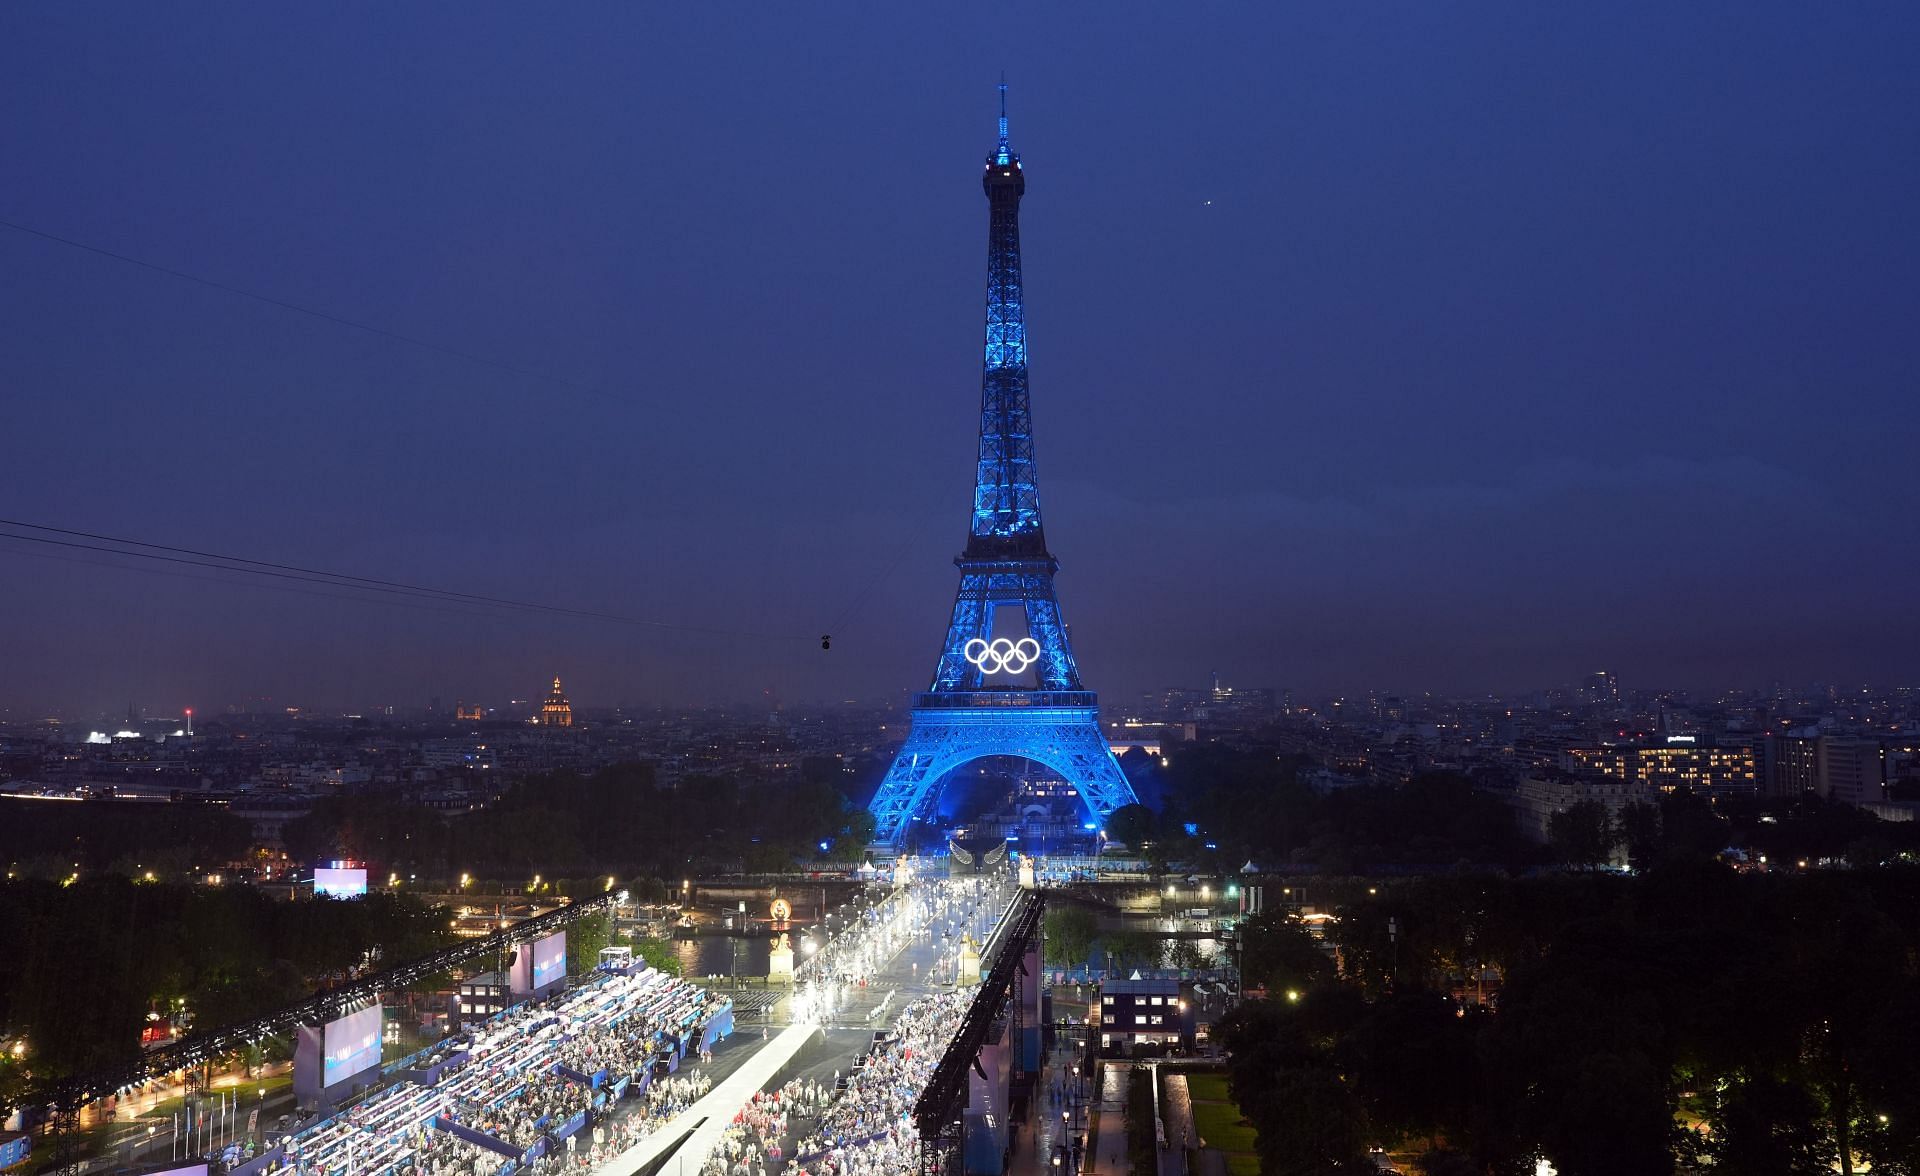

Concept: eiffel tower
[[868, 86, 1140, 849]]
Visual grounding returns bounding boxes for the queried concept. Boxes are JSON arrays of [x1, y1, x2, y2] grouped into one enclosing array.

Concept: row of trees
[[1125, 747, 1920, 875], [1, 796, 250, 880], [0, 876, 456, 1085], [1123, 752, 1533, 872], [1042, 903, 1215, 975], [280, 763, 874, 879], [4, 761, 880, 890], [1219, 863, 1920, 1174], [563, 910, 681, 978]]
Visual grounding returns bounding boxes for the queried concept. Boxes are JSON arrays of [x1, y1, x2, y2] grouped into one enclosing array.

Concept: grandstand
[[212, 967, 732, 1176]]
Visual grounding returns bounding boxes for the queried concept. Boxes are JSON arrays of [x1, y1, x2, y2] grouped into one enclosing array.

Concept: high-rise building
[[1763, 732, 1821, 798], [1763, 732, 1885, 805], [538, 677, 573, 728], [1818, 736, 1884, 806]]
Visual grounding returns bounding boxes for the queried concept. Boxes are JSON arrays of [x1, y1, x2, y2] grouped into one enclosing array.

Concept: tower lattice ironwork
[[869, 87, 1140, 849]]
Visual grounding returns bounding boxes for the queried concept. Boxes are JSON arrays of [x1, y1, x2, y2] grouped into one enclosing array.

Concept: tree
[[1238, 910, 1334, 993], [1044, 904, 1098, 973], [1166, 940, 1214, 974], [1618, 802, 1662, 871], [568, 912, 612, 976], [1707, 1075, 1833, 1175], [1335, 990, 1474, 1149], [1105, 803, 1157, 850], [1657, 788, 1731, 863], [629, 935, 682, 976], [1547, 801, 1616, 868], [1102, 929, 1163, 973], [1248, 1067, 1372, 1176]]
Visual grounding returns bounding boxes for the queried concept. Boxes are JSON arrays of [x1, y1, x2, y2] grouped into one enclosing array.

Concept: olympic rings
[[963, 636, 1042, 675]]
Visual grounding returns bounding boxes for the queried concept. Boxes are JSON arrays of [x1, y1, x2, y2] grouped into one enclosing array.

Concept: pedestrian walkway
[[592, 1022, 814, 1176], [1159, 1071, 1194, 1176], [1085, 1061, 1131, 1175], [1010, 1046, 1092, 1175]]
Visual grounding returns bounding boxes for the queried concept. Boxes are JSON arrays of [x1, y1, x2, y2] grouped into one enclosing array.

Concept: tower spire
[[996, 75, 1010, 164], [975, 77, 1034, 554]]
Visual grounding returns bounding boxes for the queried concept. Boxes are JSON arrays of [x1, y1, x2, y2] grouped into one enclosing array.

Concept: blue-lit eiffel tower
[[868, 87, 1140, 849]]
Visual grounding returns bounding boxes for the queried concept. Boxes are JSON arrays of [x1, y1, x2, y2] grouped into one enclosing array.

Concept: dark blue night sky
[[2, 4, 1916, 715]]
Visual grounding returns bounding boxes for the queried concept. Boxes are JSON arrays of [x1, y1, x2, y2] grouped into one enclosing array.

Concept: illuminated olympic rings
[[963, 636, 1042, 675]]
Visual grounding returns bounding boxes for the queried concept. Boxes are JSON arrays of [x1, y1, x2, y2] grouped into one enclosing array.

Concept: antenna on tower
[[995, 75, 1011, 164]]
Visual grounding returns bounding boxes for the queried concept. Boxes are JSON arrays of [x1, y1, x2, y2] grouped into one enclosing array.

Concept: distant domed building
[[538, 676, 573, 727]]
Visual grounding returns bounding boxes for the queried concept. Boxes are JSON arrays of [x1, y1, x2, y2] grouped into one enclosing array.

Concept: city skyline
[[5, 5, 1918, 714]]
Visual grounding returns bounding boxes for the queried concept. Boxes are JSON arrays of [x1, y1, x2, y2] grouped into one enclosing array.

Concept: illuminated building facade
[[1561, 738, 1757, 797], [1098, 977, 1194, 1053], [867, 89, 1140, 847], [538, 677, 573, 728]]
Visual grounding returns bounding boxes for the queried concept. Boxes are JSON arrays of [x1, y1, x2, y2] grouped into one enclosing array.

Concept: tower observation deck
[[867, 87, 1140, 849]]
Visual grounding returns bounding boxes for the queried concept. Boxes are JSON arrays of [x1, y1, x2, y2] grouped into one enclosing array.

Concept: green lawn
[[1185, 1071, 1260, 1173], [136, 1071, 292, 1121], [1191, 1099, 1258, 1153]]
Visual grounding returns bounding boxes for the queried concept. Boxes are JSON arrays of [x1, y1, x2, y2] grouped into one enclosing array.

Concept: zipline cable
[[0, 217, 603, 396], [0, 521, 808, 642]]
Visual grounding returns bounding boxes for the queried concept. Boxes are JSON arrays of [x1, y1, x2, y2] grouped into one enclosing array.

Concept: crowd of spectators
[[687, 989, 967, 1176], [412, 1129, 509, 1176], [280, 966, 728, 1175], [695, 1075, 834, 1176]]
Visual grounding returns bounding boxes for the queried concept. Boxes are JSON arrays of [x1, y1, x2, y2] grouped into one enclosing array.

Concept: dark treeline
[[280, 762, 874, 879], [0, 877, 454, 1091], [4, 762, 877, 887], [1221, 864, 1920, 1175], [1117, 747, 1920, 873], [1, 796, 251, 880]]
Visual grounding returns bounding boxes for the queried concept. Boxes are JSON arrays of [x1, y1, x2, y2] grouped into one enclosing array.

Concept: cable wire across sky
[[0, 216, 606, 397], [0, 517, 817, 643]]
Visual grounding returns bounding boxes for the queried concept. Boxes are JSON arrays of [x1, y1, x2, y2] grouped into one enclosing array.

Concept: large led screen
[[532, 930, 566, 989], [314, 867, 368, 898], [511, 930, 567, 996], [323, 1003, 382, 1087]]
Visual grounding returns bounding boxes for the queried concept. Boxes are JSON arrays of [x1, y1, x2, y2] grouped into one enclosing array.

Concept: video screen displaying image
[[314, 867, 367, 898], [532, 931, 566, 988], [323, 1003, 382, 1086]]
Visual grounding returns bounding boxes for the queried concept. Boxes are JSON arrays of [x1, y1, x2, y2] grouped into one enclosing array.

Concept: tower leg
[[868, 704, 1139, 848]]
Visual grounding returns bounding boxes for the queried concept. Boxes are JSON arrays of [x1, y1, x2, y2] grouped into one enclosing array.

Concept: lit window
[[1150, 996, 1163, 1006], [1102, 996, 1114, 1005], [1104, 1015, 1115, 1025], [1135, 1016, 1147, 1026]]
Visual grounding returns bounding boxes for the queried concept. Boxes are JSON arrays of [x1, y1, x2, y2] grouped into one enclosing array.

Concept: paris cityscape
[[4, 6, 1919, 1176]]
